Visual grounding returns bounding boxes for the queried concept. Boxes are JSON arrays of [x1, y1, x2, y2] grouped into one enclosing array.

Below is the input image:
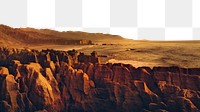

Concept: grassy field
[[25, 40, 200, 68], [77, 40, 200, 68]]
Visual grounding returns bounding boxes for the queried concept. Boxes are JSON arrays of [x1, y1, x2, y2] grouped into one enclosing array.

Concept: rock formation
[[0, 48, 199, 112]]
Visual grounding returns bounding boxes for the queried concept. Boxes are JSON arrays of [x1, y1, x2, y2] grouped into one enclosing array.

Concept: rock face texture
[[0, 48, 200, 112]]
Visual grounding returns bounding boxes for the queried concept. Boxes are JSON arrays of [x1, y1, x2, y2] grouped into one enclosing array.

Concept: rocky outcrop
[[78, 51, 100, 64], [0, 48, 200, 112]]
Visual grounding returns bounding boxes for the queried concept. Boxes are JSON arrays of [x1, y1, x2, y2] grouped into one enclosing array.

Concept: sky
[[0, 0, 200, 40]]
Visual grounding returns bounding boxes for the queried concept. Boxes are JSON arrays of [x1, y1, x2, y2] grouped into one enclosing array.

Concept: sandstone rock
[[0, 67, 9, 75], [54, 62, 60, 74], [34, 109, 48, 112], [19, 63, 55, 111], [78, 51, 100, 64], [25, 63, 42, 73], [65, 55, 74, 66], [0, 100, 11, 112], [74, 63, 95, 81], [58, 62, 75, 87], [6, 75, 20, 111], [18, 77, 27, 93], [158, 83, 182, 97], [19, 50, 38, 64], [155, 109, 168, 112], [149, 103, 159, 111], [153, 71, 171, 84], [90, 51, 100, 64], [45, 52, 51, 62], [122, 85, 144, 112], [188, 68, 200, 75], [45, 61, 56, 75], [86, 63, 95, 80], [166, 100, 180, 112], [153, 67, 169, 73], [78, 52, 89, 64], [112, 64, 131, 84], [137, 67, 156, 91], [28, 69, 54, 111], [133, 80, 159, 107], [94, 64, 113, 87], [169, 72, 181, 87], [37, 52, 49, 68], [44, 68, 63, 111], [114, 83, 125, 111], [175, 97, 199, 112], [60, 85, 71, 112], [1, 48, 200, 111], [74, 62, 88, 73], [67, 49, 78, 65], [182, 89, 200, 109], [106, 63, 113, 69], [70, 70, 90, 95], [149, 102, 167, 111], [21, 93, 36, 112], [9, 60, 22, 80], [0, 74, 21, 112], [133, 80, 153, 94], [180, 73, 188, 89], [89, 80, 95, 88], [180, 74, 200, 90], [49, 52, 59, 62], [142, 109, 152, 112]]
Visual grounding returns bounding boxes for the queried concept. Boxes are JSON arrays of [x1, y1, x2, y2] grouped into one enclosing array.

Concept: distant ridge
[[0, 24, 124, 46]]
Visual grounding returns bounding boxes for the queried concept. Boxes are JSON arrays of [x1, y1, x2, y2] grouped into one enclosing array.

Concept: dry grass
[[78, 40, 200, 68], [5, 38, 200, 68]]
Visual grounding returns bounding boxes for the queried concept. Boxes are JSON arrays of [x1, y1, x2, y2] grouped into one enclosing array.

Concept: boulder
[[0, 74, 21, 112], [0, 67, 9, 75]]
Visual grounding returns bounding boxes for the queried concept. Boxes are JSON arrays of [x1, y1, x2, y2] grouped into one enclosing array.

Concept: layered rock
[[0, 48, 199, 112]]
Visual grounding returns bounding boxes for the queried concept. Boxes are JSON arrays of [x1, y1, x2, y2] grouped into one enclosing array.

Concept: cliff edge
[[0, 48, 199, 112]]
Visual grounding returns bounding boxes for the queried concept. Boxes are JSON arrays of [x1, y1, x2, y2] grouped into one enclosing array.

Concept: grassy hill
[[0, 24, 124, 47]]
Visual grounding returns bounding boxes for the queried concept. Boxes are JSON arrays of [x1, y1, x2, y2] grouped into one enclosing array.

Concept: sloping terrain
[[0, 24, 124, 47], [19, 27, 123, 41]]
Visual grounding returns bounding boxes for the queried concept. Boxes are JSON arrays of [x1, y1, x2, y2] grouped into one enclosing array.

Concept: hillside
[[0, 24, 124, 47], [19, 27, 124, 41]]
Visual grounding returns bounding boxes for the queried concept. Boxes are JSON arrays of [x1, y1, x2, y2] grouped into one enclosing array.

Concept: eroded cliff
[[0, 48, 199, 112]]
